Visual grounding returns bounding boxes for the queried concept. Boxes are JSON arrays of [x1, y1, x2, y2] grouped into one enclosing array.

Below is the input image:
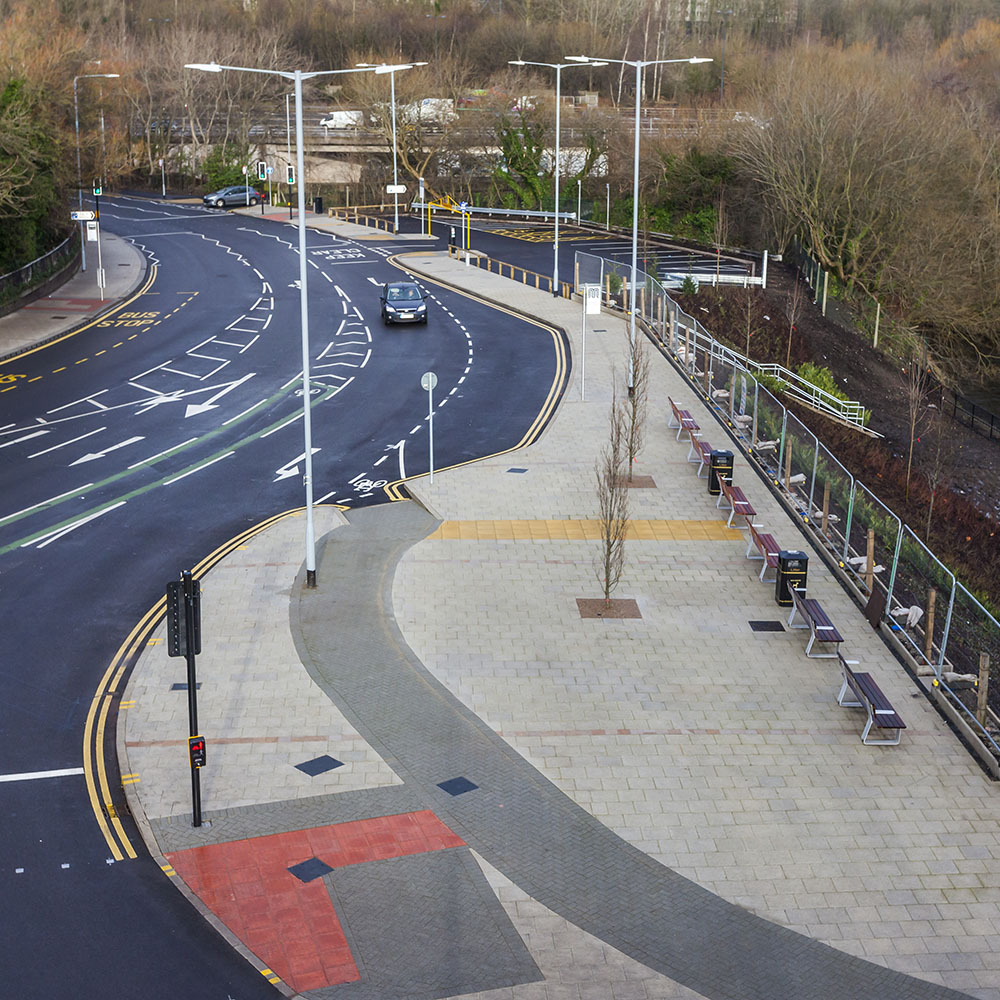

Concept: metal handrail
[[410, 200, 576, 222]]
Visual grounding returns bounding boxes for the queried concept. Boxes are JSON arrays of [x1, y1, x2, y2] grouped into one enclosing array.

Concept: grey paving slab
[[289, 502, 972, 1000]]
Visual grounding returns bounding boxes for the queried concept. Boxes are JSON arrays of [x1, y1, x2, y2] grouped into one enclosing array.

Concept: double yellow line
[[83, 508, 311, 861], [382, 254, 570, 502]]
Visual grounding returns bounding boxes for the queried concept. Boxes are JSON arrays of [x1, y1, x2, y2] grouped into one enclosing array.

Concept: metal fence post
[[776, 410, 788, 480], [937, 583, 957, 674], [808, 444, 819, 517], [843, 482, 856, 560], [884, 522, 904, 611]]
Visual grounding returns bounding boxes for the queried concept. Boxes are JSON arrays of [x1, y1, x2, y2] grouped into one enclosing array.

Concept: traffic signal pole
[[182, 571, 202, 827], [166, 570, 204, 827]]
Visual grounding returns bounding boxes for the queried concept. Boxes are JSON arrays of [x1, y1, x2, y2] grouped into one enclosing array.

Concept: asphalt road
[[0, 196, 567, 999]]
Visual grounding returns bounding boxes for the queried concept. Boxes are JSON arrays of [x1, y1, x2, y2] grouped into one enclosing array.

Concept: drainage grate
[[437, 776, 478, 796], [748, 620, 785, 632], [288, 857, 334, 883], [295, 754, 344, 776], [170, 682, 202, 690], [506, 467, 527, 474]]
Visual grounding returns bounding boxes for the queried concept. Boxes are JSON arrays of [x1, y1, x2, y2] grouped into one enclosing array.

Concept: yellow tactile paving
[[427, 519, 741, 541]]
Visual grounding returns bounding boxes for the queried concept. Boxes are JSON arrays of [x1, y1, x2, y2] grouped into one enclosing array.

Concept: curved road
[[0, 196, 567, 998]]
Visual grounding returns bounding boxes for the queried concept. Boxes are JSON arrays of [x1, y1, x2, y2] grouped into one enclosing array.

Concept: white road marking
[[183, 373, 256, 418], [0, 767, 85, 783], [46, 386, 110, 413], [128, 438, 198, 469], [28, 427, 105, 458], [0, 430, 49, 449], [274, 448, 321, 482], [1, 484, 95, 524], [69, 436, 144, 466], [29, 501, 127, 548], [164, 451, 235, 485]]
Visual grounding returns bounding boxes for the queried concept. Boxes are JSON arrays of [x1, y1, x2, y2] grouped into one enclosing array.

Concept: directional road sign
[[71, 210, 96, 221]]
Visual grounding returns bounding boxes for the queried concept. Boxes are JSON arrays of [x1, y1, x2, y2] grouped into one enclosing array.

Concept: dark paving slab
[[316, 848, 542, 1000]]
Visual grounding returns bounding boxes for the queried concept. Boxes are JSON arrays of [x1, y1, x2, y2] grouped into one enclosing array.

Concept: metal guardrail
[[410, 200, 576, 223], [575, 250, 869, 430], [752, 363, 868, 428], [0, 233, 78, 305]]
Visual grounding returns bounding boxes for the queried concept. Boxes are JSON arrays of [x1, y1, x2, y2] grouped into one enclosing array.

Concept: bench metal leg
[[805, 637, 840, 659], [837, 680, 863, 708], [860, 714, 902, 745]]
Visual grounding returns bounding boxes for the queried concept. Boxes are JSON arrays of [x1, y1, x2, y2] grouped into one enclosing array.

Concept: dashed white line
[[164, 452, 234, 485], [0, 767, 85, 783], [128, 438, 197, 469]]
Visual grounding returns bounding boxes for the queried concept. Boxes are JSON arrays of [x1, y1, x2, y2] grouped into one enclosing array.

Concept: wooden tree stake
[[977, 653, 990, 728], [925, 587, 937, 663]]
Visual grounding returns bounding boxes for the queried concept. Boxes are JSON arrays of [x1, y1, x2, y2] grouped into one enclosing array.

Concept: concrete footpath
[[7, 202, 1000, 998]]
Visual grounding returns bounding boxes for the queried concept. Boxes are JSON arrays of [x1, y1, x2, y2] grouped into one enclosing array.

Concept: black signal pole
[[181, 570, 202, 827]]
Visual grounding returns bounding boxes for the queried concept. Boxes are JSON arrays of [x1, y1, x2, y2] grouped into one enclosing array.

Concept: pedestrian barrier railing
[[574, 250, 869, 430], [573, 247, 1000, 770], [444, 244, 573, 298], [0, 233, 79, 310]]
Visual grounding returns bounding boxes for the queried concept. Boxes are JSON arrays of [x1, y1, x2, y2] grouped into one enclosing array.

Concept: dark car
[[202, 185, 261, 208], [380, 281, 428, 324]]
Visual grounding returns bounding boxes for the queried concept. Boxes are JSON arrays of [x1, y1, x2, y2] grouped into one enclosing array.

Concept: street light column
[[293, 69, 317, 588], [629, 60, 642, 394], [390, 69, 399, 234], [552, 64, 562, 297], [73, 78, 86, 272]]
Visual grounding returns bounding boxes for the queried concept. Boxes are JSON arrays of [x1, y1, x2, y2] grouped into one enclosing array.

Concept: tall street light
[[186, 61, 373, 587], [73, 72, 119, 272], [356, 62, 427, 234], [508, 59, 605, 297], [568, 54, 711, 391]]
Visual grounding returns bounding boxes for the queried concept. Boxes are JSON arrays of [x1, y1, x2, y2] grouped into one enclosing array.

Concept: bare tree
[[623, 329, 649, 482], [595, 386, 630, 605], [903, 341, 932, 500], [784, 275, 804, 369], [924, 391, 953, 538]]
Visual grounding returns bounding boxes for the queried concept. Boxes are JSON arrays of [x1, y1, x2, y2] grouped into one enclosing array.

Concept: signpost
[[166, 570, 205, 827], [159, 157, 165, 197], [421, 371, 437, 483], [581, 283, 602, 400]]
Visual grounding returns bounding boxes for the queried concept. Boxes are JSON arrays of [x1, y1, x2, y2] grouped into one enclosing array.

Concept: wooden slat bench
[[788, 586, 845, 658], [688, 437, 712, 477], [717, 475, 756, 529], [745, 522, 780, 582], [837, 652, 906, 745], [667, 395, 700, 442]]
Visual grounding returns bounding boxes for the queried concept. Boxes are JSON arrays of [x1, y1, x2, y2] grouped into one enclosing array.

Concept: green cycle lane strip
[[0, 381, 342, 555]]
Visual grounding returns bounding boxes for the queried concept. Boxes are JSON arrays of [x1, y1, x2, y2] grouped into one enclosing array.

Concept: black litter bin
[[775, 550, 808, 607], [708, 449, 734, 496], [313, 196, 323, 214]]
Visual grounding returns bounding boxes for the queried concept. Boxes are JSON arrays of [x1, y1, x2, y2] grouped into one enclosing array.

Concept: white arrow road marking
[[274, 448, 320, 482], [388, 439, 406, 480], [28, 501, 126, 548], [289, 280, 302, 289], [183, 372, 257, 418], [69, 436, 144, 466]]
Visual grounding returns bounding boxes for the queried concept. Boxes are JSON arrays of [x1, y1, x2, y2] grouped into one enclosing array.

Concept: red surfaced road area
[[166, 810, 465, 992]]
